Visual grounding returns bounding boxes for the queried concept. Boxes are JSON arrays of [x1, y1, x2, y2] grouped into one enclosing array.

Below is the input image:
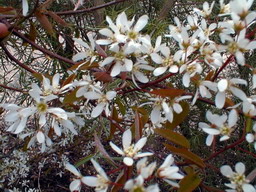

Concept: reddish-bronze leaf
[[164, 143, 205, 168], [94, 133, 116, 166], [26, 21, 37, 42], [155, 128, 190, 148], [68, 61, 99, 70], [62, 74, 76, 87], [150, 89, 185, 98], [205, 70, 214, 81], [178, 171, 202, 192], [35, 10, 55, 36], [47, 11, 69, 27], [109, 106, 122, 140], [63, 88, 82, 104], [93, 72, 113, 83]]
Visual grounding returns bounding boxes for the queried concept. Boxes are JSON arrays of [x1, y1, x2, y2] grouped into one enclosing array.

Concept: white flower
[[148, 95, 192, 124], [200, 42, 223, 68], [82, 159, 110, 192], [22, 0, 29, 16], [220, 29, 256, 65], [84, 90, 116, 117], [180, 62, 203, 87], [75, 75, 102, 98], [157, 154, 184, 188], [42, 73, 72, 95], [51, 112, 78, 136], [192, 80, 217, 105], [109, 129, 153, 166], [230, 0, 256, 24], [4, 104, 33, 134], [215, 78, 248, 109], [220, 162, 256, 192], [194, 1, 215, 18], [219, 0, 230, 15], [124, 175, 159, 192], [136, 157, 156, 179], [72, 32, 97, 63], [65, 163, 84, 192], [199, 109, 238, 146], [151, 47, 179, 76], [131, 60, 154, 88], [100, 44, 134, 77], [29, 85, 68, 127], [140, 35, 166, 55], [246, 123, 256, 150], [97, 12, 148, 48]]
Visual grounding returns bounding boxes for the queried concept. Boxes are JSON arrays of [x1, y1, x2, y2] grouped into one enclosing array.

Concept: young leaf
[[109, 106, 122, 140], [155, 128, 190, 148], [178, 171, 201, 192], [35, 10, 55, 37], [63, 88, 81, 104], [150, 89, 185, 98], [47, 11, 69, 27], [75, 154, 95, 167], [164, 144, 205, 168], [94, 133, 117, 166], [93, 72, 113, 83], [62, 74, 76, 87]]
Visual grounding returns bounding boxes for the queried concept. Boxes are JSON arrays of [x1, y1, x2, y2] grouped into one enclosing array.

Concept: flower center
[[163, 57, 174, 67], [98, 95, 108, 103], [187, 64, 197, 74], [231, 173, 248, 186], [124, 144, 136, 157], [115, 51, 125, 61], [132, 186, 146, 192], [228, 42, 239, 53], [96, 174, 109, 190], [220, 124, 232, 136], [37, 102, 48, 113], [128, 31, 138, 40]]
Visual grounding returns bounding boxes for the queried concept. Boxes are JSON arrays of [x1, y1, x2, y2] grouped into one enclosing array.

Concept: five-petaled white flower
[[84, 90, 116, 117], [82, 159, 111, 192], [220, 162, 256, 192], [215, 78, 248, 109], [109, 129, 153, 166], [124, 175, 160, 192], [157, 154, 184, 188], [199, 109, 238, 146], [65, 163, 85, 192]]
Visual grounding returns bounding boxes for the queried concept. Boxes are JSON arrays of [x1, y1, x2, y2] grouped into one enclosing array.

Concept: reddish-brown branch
[[56, 0, 129, 16], [211, 55, 234, 81], [12, 29, 76, 65], [236, 147, 256, 158], [0, 42, 37, 73], [0, 83, 26, 93], [119, 73, 176, 95]]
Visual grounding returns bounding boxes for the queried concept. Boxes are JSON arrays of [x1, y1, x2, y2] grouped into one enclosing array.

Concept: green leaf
[[166, 101, 190, 130], [134, 111, 143, 141], [75, 154, 95, 168], [178, 171, 201, 192], [94, 133, 117, 166], [63, 88, 81, 104], [155, 128, 190, 148], [116, 97, 126, 116], [164, 143, 205, 168], [150, 88, 185, 98]]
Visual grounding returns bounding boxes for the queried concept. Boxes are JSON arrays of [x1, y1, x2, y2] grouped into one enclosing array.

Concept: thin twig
[[0, 42, 37, 73]]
